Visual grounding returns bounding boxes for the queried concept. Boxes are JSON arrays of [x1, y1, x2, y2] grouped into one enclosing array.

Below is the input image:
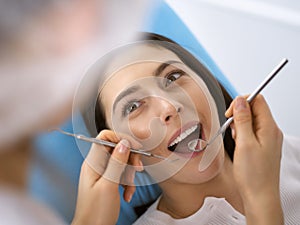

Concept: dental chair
[[29, 1, 237, 224]]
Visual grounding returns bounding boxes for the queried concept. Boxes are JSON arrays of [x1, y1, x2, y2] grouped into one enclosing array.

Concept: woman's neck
[[157, 155, 244, 219]]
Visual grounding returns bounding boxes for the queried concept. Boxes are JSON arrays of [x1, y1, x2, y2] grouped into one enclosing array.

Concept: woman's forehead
[[104, 43, 180, 74], [100, 44, 181, 100]]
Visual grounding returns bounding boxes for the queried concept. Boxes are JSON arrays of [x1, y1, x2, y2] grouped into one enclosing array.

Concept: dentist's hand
[[72, 130, 143, 225], [225, 95, 283, 225]]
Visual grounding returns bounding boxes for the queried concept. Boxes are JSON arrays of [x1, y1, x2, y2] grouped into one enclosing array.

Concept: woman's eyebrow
[[113, 85, 141, 112], [154, 60, 181, 77], [112, 60, 181, 112]]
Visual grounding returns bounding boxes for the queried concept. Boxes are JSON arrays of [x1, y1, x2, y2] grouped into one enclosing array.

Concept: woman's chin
[[172, 149, 225, 184]]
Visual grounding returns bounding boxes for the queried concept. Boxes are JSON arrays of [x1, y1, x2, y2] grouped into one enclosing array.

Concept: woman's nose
[[155, 97, 183, 124]]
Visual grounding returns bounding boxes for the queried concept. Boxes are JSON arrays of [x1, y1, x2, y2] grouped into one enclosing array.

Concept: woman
[[72, 33, 300, 225]]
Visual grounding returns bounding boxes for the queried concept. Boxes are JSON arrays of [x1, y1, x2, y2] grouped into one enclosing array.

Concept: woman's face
[[100, 44, 225, 184]]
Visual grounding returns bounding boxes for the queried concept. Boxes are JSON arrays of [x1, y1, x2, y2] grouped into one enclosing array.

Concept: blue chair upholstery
[[29, 120, 83, 223], [28, 1, 237, 224]]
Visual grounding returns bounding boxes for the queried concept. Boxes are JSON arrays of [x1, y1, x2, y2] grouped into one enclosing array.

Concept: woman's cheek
[[128, 118, 151, 140]]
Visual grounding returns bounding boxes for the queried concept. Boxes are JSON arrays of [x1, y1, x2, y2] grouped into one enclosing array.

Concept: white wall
[[167, 0, 300, 136]]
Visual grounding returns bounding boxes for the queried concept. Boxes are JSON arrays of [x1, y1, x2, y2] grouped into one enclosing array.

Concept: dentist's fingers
[[225, 95, 249, 118], [249, 95, 281, 144], [115, 132, 143, 150], [101, 139, 131, 184], [73, 139, 131, 225], [81, 129, 143, 204], [123, 185, 136, 202], [122, 165, 136, 202], [83, 130, 119, 186], [129, 153, 144, 172], [232, 96, 255, 144], [84, 130, 143, 186], [122, 153, 144, 202], [227, 95, 281, 144], [99, 129, 143, 181]]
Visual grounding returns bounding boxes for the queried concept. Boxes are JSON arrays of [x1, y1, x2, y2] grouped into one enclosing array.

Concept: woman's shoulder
[[280, 135, 300, 225], [283, 135, 300, 147], [282, 135, 300, 162]]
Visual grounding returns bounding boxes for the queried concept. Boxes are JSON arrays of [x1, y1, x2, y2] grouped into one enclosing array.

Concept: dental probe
[[189, 58, 288, 152], [51, 128, 170, 161]]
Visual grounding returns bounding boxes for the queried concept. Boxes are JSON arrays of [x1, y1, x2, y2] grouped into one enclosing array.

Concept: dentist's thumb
[[232, 96, 255, 144]]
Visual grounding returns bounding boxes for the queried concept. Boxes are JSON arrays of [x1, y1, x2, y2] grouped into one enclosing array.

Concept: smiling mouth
[[168, 123, 202, 152]]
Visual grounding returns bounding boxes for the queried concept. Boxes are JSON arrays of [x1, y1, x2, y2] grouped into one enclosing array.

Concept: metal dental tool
[[51, 128, 171, 161], [188, 58, 288, 152]]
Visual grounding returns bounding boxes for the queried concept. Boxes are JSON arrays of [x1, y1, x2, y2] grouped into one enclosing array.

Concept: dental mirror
[[188, 58, 288, 152]]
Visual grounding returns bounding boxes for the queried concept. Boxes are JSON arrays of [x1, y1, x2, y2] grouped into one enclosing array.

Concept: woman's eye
[[165, 70, 184, 87], [123, 101, 142, 116]]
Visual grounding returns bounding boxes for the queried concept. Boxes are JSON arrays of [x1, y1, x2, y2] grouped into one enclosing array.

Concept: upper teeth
[[169, 125, 198, 147]]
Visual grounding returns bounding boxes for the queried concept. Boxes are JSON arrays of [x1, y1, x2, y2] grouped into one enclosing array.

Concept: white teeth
[[169, 125, 198, 147]]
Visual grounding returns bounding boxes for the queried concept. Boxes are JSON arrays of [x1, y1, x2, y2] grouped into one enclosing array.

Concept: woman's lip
[[173, 149, 204, 159], [167, 121, 199, 147]]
